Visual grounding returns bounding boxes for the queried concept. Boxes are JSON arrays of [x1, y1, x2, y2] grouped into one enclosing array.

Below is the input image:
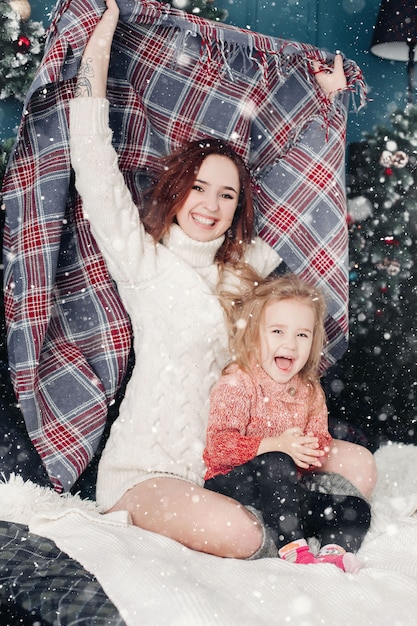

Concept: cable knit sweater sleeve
[[70, 97, 149, 285], [203, 369, 263, 479]]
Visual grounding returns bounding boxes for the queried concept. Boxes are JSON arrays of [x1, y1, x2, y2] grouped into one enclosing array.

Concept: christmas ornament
[[16, 33, 30, 53], [383, 236, 400, 246], [8, 0, 31, 21], [376, 257, 401, 276], [385, 140, 397, 152], [0, 0, 45, 101], [349, 269, 359, 282], [379, 149, 409, 168], [379, 150, 392, 167], [347, 195, 373, 222], [392, 151, 408, 168]]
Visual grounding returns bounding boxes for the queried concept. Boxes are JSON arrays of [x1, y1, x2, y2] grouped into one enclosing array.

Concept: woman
[[70, 0, 376, 560]]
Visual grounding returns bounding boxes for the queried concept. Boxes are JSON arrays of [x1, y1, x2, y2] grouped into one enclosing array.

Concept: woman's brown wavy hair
[[142, 137, 256, 265]]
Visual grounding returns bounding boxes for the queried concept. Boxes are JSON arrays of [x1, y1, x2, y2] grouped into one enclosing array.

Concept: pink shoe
[[316, 544, 362, 574], [279, 540, 316, 565]]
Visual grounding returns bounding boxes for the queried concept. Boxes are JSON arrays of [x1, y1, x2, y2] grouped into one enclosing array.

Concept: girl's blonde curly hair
[[220, 273, 327, 387]]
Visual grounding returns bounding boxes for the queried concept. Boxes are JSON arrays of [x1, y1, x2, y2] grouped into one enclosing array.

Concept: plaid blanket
[[0, 521, 125, 624], [2, 0, 366, 492]]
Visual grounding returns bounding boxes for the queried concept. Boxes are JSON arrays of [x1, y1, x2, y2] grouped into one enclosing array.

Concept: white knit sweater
[[69, 98, 280, 510]]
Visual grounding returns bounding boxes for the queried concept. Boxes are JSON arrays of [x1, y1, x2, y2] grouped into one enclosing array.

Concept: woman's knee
[[185, 497, 265, 558], [324, 440, 377, 499], [357, 446, 378, 496]]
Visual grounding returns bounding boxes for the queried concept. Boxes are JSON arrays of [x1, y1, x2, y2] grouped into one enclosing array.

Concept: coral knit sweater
[[203, 364, 332, 480]]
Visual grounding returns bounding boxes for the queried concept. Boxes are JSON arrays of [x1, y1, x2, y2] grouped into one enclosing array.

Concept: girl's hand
[[257, 428, 324, 470], [312, 53, 347, 101]]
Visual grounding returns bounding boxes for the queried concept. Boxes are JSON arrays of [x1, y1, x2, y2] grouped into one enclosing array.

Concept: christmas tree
[[0, 0, 45, 102], [325, 105, 417, 448], [0, 0, 45, 401], [167, 0, 227, 22]]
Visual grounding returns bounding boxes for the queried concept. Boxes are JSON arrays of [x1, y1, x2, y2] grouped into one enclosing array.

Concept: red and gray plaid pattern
[[0, 521, 125, 623], [2, 0, 366, 491]]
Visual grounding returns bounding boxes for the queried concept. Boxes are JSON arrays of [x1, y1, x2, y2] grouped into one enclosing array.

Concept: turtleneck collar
[[163, 224, 225, 268], [253, 363, 307, 400]]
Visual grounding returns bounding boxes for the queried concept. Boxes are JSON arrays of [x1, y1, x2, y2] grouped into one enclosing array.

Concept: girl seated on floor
[[204, 274, 371, 571]]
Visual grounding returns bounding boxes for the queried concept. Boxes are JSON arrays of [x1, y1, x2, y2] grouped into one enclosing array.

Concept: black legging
[[204, 451, 371, 552]]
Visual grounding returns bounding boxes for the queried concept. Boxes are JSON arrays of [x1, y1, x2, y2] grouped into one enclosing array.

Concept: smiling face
[[175, 154, 240, 242], [259, 298, 315, 383]]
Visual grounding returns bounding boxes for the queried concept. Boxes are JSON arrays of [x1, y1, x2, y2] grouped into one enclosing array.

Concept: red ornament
[[383, 236, 400, 246], [384, 167, 393, 176], [16, 34, 31, 53]]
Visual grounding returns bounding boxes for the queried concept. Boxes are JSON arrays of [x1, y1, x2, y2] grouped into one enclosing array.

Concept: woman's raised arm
[[75, 0, 120, 98]]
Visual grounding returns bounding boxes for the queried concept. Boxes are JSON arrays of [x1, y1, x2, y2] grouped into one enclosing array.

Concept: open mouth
[[192, 213, 216, 227], [275, 356, 293, 371]]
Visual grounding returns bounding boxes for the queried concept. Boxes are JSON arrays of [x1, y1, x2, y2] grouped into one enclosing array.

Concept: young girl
[[204, 274, 371, 571]]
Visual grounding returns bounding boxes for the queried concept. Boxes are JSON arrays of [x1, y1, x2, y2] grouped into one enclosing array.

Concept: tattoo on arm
[[75, 57, 94, 97]]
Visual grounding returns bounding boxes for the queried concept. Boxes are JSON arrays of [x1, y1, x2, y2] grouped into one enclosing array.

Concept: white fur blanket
[[1, 443, 417, 626]]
